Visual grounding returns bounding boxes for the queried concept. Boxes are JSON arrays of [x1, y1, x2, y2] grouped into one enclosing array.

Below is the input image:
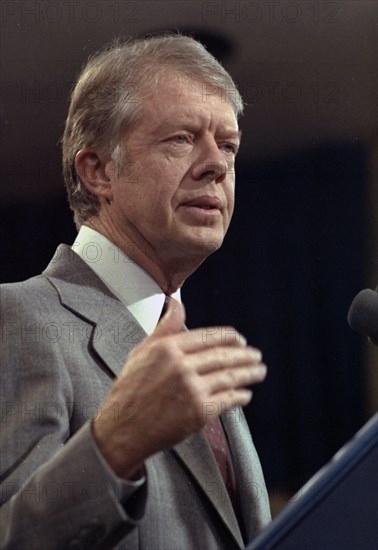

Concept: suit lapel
[[222, 408, 271, 540], [43, 244, 146, 378], [91, 297, 146, 378], [172, 430, 244, 548]]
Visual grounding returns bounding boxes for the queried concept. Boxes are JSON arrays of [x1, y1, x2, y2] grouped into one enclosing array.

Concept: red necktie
[[203, 416, 237, 505], [159, 295, 170, 321], [159, 298, 238, 505]]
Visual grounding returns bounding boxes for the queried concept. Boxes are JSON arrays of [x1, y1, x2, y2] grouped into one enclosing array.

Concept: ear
[[75, 148, 114, 202]]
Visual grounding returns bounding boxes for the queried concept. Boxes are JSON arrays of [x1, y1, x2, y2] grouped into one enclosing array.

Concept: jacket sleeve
[[0, 283, 146, 549]]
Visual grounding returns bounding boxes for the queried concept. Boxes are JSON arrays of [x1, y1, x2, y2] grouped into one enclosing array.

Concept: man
[[0, 35, 271, 549]]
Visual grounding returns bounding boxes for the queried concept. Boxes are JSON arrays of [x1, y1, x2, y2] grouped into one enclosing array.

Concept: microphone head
[[348, 288, 378, 346]]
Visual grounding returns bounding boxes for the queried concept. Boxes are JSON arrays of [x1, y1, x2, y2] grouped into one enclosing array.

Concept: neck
[[84, 218, 206, 294]]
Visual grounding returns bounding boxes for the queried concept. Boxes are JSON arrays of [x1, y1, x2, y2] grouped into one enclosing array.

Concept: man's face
[[108, 74, 240, 265]]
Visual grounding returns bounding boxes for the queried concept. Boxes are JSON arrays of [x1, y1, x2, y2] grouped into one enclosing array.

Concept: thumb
[[152, 298, 186, 338]]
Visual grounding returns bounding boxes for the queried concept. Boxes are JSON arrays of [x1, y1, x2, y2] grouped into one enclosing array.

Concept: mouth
[[179, 195, 223, 212]]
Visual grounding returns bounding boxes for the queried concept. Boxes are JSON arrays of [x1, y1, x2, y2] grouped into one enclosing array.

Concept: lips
[[180, 196, 223, 210]]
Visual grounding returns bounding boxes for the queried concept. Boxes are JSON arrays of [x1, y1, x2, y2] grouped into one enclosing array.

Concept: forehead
[[139, 74, 239, 132]]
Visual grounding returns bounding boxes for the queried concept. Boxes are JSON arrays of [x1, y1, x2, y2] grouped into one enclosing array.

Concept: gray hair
[[62, 34, 243, 228]]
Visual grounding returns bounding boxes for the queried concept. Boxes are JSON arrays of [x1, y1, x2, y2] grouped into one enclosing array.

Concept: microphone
[[347, 287, 378, 346]]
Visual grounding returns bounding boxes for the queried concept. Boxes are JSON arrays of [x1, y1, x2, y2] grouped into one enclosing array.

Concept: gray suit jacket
[[0, 245, 270, 549]]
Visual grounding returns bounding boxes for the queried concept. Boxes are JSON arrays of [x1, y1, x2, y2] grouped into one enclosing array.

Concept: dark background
[[1, 0, 377, 511]]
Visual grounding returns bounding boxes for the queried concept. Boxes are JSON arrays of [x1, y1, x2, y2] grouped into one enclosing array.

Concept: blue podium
[[248, 414, 378, 550]]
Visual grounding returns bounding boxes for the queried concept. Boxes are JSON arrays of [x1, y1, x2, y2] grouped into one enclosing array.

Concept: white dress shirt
[[72, 226, 181, 335]]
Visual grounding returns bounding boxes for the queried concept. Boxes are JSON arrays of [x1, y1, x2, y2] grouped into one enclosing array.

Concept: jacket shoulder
[[0, 274, 57, 314]]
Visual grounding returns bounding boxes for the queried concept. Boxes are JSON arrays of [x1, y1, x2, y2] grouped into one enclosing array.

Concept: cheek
[[142, 155, 184, 192]]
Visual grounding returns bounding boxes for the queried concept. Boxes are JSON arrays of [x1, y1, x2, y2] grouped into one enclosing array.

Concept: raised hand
[[92, 299, 267, 479]]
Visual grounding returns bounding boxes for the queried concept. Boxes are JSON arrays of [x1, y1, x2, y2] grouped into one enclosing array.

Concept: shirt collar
[[72, 226, 181, 335]]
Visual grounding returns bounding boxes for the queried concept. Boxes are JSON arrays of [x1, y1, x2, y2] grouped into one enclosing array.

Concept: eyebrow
[[153, 120, 242, 141], [221, 130, 242, 140], [152, 110, 241, 132]]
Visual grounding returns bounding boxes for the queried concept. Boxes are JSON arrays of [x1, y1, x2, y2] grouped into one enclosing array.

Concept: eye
[[172, 134, 192, 145], [220, 143, 238, 155]]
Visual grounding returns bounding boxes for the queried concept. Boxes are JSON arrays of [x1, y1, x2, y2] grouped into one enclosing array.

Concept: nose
[[192, 143, 229, 183]]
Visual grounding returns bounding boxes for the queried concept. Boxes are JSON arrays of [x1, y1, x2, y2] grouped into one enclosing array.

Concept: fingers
[[203, 388, 255, 419], [196, 351, 266, 413], [189, 347, 266, 421], [205, 363, 267, 394], [166, 326, 247, 353], [150, 298, 247, 353], [188, 346, 262, 374]]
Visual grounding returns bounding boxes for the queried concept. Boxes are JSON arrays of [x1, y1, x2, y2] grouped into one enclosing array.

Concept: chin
[[179, 236, 223, 261]]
